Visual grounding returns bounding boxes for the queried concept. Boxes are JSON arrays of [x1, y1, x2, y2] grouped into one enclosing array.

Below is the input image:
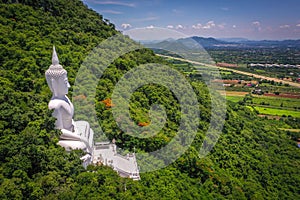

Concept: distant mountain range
[[218, 38, 249, 42], [144, 36, 300, 49]]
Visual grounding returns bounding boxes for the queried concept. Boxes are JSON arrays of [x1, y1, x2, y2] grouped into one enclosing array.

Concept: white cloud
[[192, 21, 225, 30], [252, 21, 261, 26], [166, 25, 174, 29], [280, 24, 290, 29], [101, 10, 122, 14], [218, 23, 226, 29], [252, 21, 262, 31], [131, 16, 159, 22], [121, 23, 132, 29], [233, 25, 237, 28], [146, 25, 155, 29], [192, 23, 202, 29], [176, 24, 184, 29], [296, 24, 300, 27], [202, 21, 216, 29], [89, 0, 136, 7]]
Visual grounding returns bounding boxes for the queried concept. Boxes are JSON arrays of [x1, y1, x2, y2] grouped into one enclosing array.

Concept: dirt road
[[157, 54, 300, 88]]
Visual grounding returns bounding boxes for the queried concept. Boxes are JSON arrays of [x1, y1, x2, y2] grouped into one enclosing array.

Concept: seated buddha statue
[[46, 47, 74, 132], [45, 47, 93, 161]]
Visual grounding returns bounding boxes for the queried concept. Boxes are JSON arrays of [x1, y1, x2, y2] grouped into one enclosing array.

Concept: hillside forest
[[0, 1, 299, 199]]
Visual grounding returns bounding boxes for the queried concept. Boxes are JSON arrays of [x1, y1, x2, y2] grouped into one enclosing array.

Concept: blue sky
[[83, 0, 300, 40]]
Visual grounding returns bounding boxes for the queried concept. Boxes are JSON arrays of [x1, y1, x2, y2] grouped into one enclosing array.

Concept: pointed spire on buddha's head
[[45, 46, 68, 93], [52, 46, 59, 65], [45, 46, 67, 79]]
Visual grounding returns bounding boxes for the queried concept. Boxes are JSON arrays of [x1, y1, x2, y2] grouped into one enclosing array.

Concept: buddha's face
[[52, 74, 70, 97]]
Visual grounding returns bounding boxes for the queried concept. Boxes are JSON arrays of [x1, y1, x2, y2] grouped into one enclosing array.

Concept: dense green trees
[[0, 1, 299, 199]]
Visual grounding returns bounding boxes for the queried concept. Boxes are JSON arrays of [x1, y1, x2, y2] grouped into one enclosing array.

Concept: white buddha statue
[[45, 47, 93, 165], [46, 47, 74, 132]]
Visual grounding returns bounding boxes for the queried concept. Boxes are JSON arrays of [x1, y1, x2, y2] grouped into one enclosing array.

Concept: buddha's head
[[45, 46, 70, 98]]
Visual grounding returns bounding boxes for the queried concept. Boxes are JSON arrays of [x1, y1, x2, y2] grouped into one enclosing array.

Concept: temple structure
[[93, 141, 140, 180], [46, 47, 140, 180]]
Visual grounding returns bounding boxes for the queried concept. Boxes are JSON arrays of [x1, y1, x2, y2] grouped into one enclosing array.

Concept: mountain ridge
[[144, 36, 300, 49]]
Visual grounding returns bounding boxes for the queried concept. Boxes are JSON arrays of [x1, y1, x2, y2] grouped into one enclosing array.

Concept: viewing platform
[[93, 141, 140, 180]]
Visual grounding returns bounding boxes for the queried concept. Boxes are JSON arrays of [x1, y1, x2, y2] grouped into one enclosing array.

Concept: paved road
[[157, 54, 300, 88]]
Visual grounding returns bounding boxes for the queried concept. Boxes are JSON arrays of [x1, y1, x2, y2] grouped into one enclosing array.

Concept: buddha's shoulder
[[48, 99, 70, 109]]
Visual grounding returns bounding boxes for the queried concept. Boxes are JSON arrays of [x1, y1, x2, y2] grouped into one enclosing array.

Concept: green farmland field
[[252, 96, 300, 109], [254, 106, 300, 118], [226, 96, 244, 103]]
